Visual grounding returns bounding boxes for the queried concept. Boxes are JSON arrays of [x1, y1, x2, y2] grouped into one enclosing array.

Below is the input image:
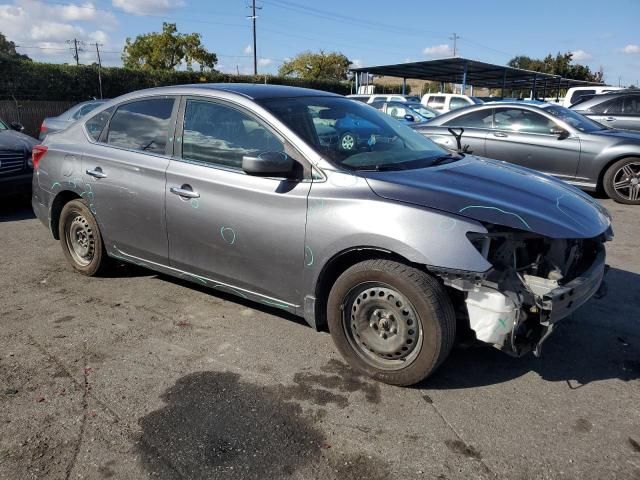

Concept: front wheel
[[603, 157, 640, 204], [327, 259, 456, 386], [59, 199, 110, 276], [339, 132, 357, 151]]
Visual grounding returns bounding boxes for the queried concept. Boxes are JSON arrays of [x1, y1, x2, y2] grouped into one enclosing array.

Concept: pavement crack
[[64, 342, 89, 480], [420, 392, 498, 478]]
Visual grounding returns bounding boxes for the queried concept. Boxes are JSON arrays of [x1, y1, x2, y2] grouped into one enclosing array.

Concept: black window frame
[[96, 96, 179, 157], [175, 95, 312, 179]]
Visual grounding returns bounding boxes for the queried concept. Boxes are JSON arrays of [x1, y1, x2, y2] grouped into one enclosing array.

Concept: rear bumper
[[540, 244, 607, 323]]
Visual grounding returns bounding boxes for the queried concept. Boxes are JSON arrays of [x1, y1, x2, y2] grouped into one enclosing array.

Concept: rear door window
[[443, 109, 493, 128], [85, 106, 114, 141], [427, 96, 446, 110], [106, 98, 175, 154], [493, 108, 555, 134], [449, 97, 471, 110]]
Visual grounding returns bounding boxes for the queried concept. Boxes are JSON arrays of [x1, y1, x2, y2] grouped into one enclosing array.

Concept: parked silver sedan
[[414, 103, 640, 204], [39, 99, 108, 140], [32, 85, 611, 385]]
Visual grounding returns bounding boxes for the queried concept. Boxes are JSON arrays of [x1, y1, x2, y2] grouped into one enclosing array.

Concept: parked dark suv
[[0, 117, 38, 196], [570, 91, 640, 132]]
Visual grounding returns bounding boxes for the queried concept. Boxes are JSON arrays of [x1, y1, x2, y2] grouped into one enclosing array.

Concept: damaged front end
[[435, 225, 611, 357]]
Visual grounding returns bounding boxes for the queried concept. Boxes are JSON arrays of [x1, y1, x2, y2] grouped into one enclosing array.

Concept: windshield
[[258, 96, 449, 171], [542, 104, 606, 133]]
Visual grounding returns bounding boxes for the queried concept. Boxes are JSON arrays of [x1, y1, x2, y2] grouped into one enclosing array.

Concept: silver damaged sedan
[[32, 85, 612, 386]]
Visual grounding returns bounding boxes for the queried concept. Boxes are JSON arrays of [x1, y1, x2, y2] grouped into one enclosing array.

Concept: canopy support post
[[402, 77, 406, 95]]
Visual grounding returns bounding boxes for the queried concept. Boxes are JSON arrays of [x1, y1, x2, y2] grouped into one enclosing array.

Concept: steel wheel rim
[[613, 162, 640, 201], [342, 282, 423, 371], [65, 214, 95, 267], [341, 134, 355, 150]]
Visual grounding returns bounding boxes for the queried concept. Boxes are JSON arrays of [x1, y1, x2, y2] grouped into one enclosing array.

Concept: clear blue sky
[[2, 0, 639, 86]]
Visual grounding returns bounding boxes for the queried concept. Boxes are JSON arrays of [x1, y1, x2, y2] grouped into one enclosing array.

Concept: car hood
[[359, 156, 611, 239], [0, 129, 38, 150], [590, 128, 640, 142]]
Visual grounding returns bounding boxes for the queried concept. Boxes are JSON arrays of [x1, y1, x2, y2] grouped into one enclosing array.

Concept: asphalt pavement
[[0, 194, 639, 479]]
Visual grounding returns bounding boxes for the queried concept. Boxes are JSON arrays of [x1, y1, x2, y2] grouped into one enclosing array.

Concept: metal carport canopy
[[350, 57, 604, 91]]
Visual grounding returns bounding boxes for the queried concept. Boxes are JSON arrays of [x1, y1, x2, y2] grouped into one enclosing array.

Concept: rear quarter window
[[85, 107, 114, 141]]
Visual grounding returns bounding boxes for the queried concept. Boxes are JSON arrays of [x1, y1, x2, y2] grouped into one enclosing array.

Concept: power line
[[66, 38, 84, 65]]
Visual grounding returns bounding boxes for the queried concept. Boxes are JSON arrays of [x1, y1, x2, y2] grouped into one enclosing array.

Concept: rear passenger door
[[82, 96, 177, 264], [165, 97, 311, 304], [593, 95, 640, 131]]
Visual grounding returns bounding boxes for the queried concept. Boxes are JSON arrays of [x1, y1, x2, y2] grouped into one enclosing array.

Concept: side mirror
[[10, 122, 24, 132], [242, 152, 295, 178], [550, 127, 569, 139], [404, 114, 415, 122]]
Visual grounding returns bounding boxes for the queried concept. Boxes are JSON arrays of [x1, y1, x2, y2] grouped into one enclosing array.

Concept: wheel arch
[[312, 246, 422, 332], [50, 190, 82, 239], [596, 154, 640, 193]]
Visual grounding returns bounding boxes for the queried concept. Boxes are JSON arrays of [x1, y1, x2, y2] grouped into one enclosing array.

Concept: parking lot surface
[[1, 195, 639, 479]]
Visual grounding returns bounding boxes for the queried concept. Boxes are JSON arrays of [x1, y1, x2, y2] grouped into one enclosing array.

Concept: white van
[[421, 94, 483, 113], [562, 86, 623, 107]]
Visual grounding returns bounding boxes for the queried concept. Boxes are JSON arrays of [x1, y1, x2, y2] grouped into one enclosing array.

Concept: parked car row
[[0, 117, 37, 197], [33, 84, 612, 386]]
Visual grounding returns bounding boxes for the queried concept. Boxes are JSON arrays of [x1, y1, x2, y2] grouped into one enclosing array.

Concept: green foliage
[[508, 52, 603, 82], [122, 23, 217, 71], [0, 61, 351, 101], [278, 50, 352, 81], [0, 32, 30, 62]]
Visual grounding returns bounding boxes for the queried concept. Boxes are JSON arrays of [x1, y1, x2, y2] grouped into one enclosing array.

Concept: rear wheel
[[603, 157, 640, 204], [327, 259, 456, 386], [59, 199, 109, 276]]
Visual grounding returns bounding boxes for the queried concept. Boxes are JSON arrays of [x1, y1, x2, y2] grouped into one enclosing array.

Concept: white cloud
[[350, 58, 363, 68], [571, 49, 592, 61], [258, 58, 273, 66], [423, 44, 453, 57], [243, 44, 252, 54], [0, 0, 117, 63], [622, 44, 640, 54], [112, 0, 183, 15]]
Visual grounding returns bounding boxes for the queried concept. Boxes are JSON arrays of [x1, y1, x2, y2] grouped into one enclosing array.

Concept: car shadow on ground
[[422, 266, 640, 390], [0, 194, 35, 222]]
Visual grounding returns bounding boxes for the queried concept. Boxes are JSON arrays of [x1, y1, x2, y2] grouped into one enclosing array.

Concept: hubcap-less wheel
[[612, 161, 640, 201], [343, 282, 423, 371], [65, 214, 95, 267], [340, 133, 356, 151]]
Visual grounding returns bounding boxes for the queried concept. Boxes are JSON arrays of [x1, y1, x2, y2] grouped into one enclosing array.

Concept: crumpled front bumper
[[539, 244, 607, 324]]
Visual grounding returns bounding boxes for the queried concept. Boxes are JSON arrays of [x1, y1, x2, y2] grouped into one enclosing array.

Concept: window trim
[[174, 95, 313, 180], [83, 95, 179, 159]]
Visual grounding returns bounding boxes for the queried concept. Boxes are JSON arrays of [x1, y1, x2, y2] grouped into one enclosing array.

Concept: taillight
[[32, 145, 48, 170]]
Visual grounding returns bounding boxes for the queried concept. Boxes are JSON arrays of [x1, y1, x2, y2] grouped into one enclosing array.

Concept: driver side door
[[165, 97, 311, 305], [484, 107, 581, 181]]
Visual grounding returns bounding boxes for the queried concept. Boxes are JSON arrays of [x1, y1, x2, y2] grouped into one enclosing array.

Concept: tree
[[0, 32, 30, 62], [122, 23, 217, 71], [278, 51, 351, 81], [507, 52, 603, 82]]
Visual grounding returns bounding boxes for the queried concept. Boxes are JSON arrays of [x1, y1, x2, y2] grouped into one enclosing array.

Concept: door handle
[[493, 132, 508, 138], [604, 117, 616, 122], [86, 168, 107, 179], [170, 186, 200, 199]]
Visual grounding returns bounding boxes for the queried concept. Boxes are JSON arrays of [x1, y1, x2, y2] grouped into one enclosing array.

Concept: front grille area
[[0, 150, 26, 177]]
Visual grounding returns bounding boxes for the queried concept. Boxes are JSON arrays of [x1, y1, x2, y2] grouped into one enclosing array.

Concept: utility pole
[[450, 33, 460, 57], [66, 38, 84, 65], [247, 0, 261, 75], [93, 42, 103, 99]]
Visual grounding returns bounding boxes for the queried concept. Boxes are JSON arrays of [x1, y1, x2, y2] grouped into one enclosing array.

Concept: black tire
[[58, 199, 110, 276], [603, 157, 640, 204], [327, 259, 456, 386]]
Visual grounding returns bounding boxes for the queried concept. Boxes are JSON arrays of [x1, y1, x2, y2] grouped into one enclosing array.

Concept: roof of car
[[147, 83, 341, 100]]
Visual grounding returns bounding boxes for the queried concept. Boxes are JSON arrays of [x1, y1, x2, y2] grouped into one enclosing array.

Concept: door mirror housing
[[242, 152, 296, 178], [550, 127, 569, 139], [404, 114, 415, 122], [9, 122, 24, 132]]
